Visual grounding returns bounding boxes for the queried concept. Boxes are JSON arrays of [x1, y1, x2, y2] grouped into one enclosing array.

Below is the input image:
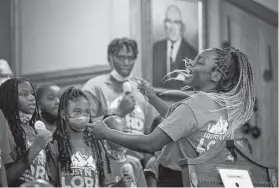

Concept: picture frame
[[141, 0, 208, 92]]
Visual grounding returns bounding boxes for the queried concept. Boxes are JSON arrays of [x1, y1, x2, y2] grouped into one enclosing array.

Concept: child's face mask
[[68, 116, 90, 132]]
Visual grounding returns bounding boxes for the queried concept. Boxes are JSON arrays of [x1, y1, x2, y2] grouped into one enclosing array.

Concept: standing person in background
[[82, 38, 157, 166], [36, 83, 61, 134], [153, 5, 197, 89]]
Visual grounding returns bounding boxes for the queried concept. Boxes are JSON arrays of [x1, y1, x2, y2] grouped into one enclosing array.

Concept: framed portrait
[[141, 0, 207, 91]]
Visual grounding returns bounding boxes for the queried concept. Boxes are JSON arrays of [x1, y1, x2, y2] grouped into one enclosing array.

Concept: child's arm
[[144, 155, 159, 187], [145, 171, 157, 187], [5, 131, 52, 184], [137, 169, 147, 187]]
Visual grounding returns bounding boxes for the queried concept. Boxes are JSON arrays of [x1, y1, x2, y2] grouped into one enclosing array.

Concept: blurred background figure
[[36, 83, 61, 134], [82, 37, 157, 166], [0, 59, 13, 85]]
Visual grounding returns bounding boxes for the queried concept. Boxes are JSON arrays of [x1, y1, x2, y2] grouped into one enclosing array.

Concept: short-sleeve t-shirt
[[158, 92, 229, 171], [52, 138, 112, 188], [103, 155, 147, 187], [82, 74, 158, 160], [2, 122, 50, 186]]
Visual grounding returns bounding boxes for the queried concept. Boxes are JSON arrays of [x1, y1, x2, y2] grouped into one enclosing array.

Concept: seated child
[[36, 83, 61, 133], [103, 115, 147, 187]]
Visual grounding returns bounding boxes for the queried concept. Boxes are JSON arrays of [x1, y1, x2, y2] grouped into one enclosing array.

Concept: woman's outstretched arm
[[104, 127, 172, 154]]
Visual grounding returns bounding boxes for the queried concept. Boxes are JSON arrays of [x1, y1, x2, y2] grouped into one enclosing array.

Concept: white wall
[[18, 0, 132, 75]]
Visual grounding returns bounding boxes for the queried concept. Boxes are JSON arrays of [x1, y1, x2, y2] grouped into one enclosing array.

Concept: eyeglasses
[[116, 55, 136, 62]]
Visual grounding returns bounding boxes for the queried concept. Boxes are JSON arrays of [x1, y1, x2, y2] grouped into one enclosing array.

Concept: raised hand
[[117, 93, 136, 117], [86, 120, 109, 140], [133, 77, 156, 102]]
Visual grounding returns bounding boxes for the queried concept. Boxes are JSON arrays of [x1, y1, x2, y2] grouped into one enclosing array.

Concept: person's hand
[[114, 175, 134, 187], [29, 130, 52, 157], [117, 93, 135, 117], [86, 120, 109, 140], [133, 77, 156, 102]]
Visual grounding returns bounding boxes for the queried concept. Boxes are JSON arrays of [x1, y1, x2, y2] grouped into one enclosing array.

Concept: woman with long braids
[[87, 47, 255, 186], [52, 87, 129, 187], [0, 78, 55, 187]]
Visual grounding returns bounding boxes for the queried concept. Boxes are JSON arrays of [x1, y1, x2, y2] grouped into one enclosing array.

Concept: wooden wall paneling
[[220, 1, 278, 168]]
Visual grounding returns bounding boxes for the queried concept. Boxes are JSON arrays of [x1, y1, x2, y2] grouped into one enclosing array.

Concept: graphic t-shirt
[[56, 139, 100, 188], [82, 74, 158, 160], [2, 122, 49, 186], [158, 92, 229, 171], [103, 155, 147, 187]]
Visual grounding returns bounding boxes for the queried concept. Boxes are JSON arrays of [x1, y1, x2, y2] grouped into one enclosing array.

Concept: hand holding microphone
[[120, 163, 136, 187], [117, 81, 135, 117], [32, 121, 53, 152]]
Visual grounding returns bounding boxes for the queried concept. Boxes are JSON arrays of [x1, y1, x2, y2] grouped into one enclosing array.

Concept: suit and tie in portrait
[[152, 4, 198, 89]]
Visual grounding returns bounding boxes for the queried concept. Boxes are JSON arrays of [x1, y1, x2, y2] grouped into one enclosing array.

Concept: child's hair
[[53, 87, 111, 184], [150, 116, 164, 133], [0, 78, 53, 160], [36, 83, 60, 102]]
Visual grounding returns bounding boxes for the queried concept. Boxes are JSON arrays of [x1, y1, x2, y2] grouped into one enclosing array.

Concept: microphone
[[121, 163, 136, 187], [122, 81, 132, 95], [34, 120, 47, 131]]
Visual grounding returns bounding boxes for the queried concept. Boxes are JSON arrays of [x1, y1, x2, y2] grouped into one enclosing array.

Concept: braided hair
[[165, 47, 255, 138], [53, 87, 111, 185], [206, 47, 255, 136], [0, 78, 53, 161]]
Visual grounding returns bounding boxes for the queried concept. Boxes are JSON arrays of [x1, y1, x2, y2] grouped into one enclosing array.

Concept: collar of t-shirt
[[167, 38, 182, 63]]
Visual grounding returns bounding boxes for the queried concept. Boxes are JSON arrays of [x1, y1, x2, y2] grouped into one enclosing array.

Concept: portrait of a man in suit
[[152, 4, 198, 89]]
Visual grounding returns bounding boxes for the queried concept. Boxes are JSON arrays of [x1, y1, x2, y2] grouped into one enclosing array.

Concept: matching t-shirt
[[53, 138, 101, 187], [0, 117, 50, 186], [82, 74, 157, 160], [158, 92, 229, 171]]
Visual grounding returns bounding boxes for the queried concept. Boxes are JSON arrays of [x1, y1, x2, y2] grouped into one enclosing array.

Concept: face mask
[[68, 116, 90, 132], [110, 70, 131, 83]]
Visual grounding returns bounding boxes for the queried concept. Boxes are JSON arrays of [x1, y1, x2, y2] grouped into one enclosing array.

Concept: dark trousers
[[157, 164, 183, 187]]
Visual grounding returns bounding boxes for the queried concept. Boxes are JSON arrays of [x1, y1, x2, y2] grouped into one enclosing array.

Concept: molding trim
[[22, 65, 111, 86], [226, 0, 278, 27]]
